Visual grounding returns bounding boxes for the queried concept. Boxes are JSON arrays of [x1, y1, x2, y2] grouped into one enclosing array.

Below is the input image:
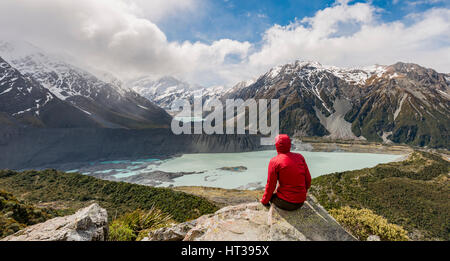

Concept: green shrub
[[108, 206, 173, 241], [108, 221, 136, 241], [0, 190, 58, 238], [330, 206, 410, 241]]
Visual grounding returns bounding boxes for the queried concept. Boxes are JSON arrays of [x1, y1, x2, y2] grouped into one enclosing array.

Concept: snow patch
[[389, 72, 399, 79], [268, 65, 282, 78], [13, 107, 33, 115], [76, 107, 92, 115], [0, 87, 12, 95], [363, 65, 387, 77], [138, 104, 149, 110]]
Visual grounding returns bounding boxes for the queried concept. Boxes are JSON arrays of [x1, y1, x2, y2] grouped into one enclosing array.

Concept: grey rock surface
[[142, 220, 198, 241], [144, 196, 356, 241], [2, 203, 108, 241]]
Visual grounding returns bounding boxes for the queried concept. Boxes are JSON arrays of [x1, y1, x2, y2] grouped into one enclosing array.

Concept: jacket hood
[[275, 134, 291, 154]]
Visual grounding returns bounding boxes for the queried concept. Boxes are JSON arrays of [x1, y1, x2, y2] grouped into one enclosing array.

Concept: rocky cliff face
[[143, 196, 356, 241], [1, 203, 108, 241]]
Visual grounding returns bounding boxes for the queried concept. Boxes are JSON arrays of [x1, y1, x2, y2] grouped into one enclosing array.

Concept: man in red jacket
[[260, 134, 311, 211]]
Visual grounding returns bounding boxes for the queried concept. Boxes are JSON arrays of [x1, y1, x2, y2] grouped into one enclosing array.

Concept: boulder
[[183, 202, 307, 241], [144, 196, 356, 241], [2, 203, 108, 241]]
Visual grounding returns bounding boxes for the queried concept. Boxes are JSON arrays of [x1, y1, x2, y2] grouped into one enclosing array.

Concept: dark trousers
[[270, 193, 304, 211]]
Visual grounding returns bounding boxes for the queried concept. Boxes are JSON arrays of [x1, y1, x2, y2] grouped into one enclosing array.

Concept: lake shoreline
[[11, 141, 416, 191], [59, 149, 406, 191]]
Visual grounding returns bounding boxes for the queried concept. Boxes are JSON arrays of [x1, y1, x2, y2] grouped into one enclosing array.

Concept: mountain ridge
[[0, 56, 101, 128], [222, 60, 449, 148], [0, 41, 171, 129]]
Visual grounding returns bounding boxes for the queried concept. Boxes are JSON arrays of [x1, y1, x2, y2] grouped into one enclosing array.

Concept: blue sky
[[2, 0, 448, 86], [158, 0, 450, 44]]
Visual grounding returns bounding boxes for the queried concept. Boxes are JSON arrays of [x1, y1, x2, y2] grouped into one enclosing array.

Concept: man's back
[[261, 134, 312, 206], [270, 152, 311, 203]]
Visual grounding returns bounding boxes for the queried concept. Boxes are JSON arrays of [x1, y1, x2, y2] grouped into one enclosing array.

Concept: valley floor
[[295, 137, 414, 154]]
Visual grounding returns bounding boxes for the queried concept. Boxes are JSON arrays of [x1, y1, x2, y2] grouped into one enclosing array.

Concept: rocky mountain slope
[[0, 41, 171, 129], [223, 60, 449, 148], [0, 57, 99, 128], [347, 62, 450, 148]]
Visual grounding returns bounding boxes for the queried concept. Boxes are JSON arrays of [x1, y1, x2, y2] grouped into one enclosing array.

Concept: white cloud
[[244, 2, 450, 80], [125, 0, 199, 22], [0, 0, 448, 87], [406, 0, 447, 6], [0, 0, 250, 85]]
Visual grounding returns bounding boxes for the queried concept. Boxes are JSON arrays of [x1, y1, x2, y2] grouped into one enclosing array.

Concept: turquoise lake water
[[75, 150, 403, 190]]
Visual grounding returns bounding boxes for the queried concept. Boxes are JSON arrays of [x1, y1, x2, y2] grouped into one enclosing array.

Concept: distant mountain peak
[[0, 40, 171, 129], [127, 75, 237, 110]]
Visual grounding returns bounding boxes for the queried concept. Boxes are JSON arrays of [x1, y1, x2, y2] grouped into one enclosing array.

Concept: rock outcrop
[[2, 203, 108, 241], [144, 196, 356, 241], [142, 220, 197, 241]]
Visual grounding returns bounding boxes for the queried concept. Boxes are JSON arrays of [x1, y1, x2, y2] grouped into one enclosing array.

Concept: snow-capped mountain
[[128, 76, 195, 110], [0, 41, 171, 129], [0, 56, 99, 128], [127, 76, 252, 111], [223, 60, 450, 148]]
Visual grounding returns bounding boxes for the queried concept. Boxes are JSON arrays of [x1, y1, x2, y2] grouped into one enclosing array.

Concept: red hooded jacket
[[261, 134, 312, 205]]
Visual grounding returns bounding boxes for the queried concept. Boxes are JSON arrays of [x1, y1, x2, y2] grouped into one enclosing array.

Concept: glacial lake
[[70, 151, 403, 190]]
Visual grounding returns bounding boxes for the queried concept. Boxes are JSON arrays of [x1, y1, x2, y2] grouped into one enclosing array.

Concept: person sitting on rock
[[261, 134, 311, 211]]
